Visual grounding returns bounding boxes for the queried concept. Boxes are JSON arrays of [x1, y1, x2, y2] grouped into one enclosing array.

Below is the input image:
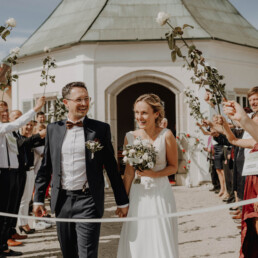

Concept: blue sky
[[0, 0, 258, 60]]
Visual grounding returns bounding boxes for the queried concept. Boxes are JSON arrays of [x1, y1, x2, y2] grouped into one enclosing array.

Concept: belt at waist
[[60, 188, 91, 196], [0, 168, 19, 172]]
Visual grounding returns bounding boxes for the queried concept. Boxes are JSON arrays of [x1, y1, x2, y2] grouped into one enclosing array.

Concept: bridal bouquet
[[122, 137, 157, 184]]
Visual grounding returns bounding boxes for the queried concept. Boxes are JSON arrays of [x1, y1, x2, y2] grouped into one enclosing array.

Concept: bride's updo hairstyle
[[134, 93, 165, 126]]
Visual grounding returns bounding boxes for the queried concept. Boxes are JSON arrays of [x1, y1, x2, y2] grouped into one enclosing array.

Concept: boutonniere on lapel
[[85, 139, 103, 159]]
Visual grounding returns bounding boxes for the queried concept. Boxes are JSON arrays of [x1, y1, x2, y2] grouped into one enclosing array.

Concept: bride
[[117, 93, 179, 258]]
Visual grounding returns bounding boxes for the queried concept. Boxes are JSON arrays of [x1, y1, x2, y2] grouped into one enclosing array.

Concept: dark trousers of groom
[[55, 189, 100, 258]]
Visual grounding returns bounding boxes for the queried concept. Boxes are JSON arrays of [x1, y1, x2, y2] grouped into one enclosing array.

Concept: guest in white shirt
[[0, 97, 45, 257]]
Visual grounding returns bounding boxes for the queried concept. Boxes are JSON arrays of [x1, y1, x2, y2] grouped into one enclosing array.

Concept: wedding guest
[[223, 145, 234, 202], [36, 111, 46, 124], [218, 115, 258, 257], [223, 88, 258, 257], [32, 123, 52, 230], [7, 110, 47, 244], [0, 97, 45, 257], [0, 108, 24, 248], [17, 120, 45, 234], [201, 117, 230, 199], [33, 82, 129, 258], [197, 123, 220, 193]]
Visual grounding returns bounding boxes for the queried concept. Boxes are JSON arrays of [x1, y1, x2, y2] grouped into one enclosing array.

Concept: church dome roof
[[19, 0, 258, 57]]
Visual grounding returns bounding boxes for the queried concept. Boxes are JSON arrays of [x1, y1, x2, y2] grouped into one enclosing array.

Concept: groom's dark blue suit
[[34, 116, 129, 258]]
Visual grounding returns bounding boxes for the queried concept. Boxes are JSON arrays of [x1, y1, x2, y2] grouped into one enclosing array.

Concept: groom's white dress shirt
[[0, 109, 35, 169], [61, 117, 88, 190]]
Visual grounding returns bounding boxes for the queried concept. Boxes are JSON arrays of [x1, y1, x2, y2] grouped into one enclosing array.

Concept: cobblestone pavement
[[10, 185, 241, 258]]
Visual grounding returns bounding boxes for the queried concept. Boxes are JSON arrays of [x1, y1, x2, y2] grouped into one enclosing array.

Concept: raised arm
[[223, 100, 258, 142], [196, 122, 212, 136], [0, 97, 45, 135], [219, 116, 255, 149]]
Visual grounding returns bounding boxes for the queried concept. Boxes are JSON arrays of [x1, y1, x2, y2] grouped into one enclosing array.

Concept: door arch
[[105, 70, 185, 157]]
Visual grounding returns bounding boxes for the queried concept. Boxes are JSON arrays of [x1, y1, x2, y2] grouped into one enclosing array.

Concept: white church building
[[12, 0, 258, 186]]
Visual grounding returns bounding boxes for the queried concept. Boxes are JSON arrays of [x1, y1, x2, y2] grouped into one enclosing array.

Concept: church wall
[[12, 40, 258, 186]]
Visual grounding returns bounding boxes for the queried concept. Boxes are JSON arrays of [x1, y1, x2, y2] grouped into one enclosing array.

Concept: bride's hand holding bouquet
[[136, 168, 157, 179], [122, 137, 157, 184]]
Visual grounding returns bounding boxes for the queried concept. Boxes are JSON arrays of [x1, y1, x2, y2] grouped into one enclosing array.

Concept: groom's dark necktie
[[66, 120, 83, 129]]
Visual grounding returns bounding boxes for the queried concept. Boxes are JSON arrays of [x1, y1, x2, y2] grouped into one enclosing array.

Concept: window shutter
[[22, 100, 32, 113], [226, 91, 236, 101]]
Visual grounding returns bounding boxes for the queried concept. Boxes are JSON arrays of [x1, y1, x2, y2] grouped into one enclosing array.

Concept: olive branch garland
[[156, 12, 227, 115]]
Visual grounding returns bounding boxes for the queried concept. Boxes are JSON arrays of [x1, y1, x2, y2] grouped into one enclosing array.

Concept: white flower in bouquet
[[147, 162, 154, 169], [5, 18, 16, 27], [156, 12, 170, 26], [142, 153, 149, 161], [129, 149, 136, 155], [122, 137, 157, 184], [10, 47, 20, 55]]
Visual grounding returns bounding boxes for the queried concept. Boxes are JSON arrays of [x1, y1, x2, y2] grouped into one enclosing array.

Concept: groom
[[33, 82, 129, 258]]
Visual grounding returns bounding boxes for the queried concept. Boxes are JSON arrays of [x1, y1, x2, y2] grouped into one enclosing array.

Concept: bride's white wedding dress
[[117, 128, 178, 258]]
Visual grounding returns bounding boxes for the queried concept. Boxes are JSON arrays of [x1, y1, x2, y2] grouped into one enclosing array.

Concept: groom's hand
[[116, 206, 129, 217]]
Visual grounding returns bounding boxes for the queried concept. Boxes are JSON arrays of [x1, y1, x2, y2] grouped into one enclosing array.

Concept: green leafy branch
[[184, 88, 207, 122], [40, 50, 57, 96], [156, 12, 227, 114]]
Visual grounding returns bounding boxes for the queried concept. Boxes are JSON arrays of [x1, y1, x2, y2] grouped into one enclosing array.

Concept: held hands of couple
[[115, 206, 129, 218]]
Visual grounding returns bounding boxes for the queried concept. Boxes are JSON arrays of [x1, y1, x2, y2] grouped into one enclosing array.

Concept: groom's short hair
[[62, 82, 88, 99]]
